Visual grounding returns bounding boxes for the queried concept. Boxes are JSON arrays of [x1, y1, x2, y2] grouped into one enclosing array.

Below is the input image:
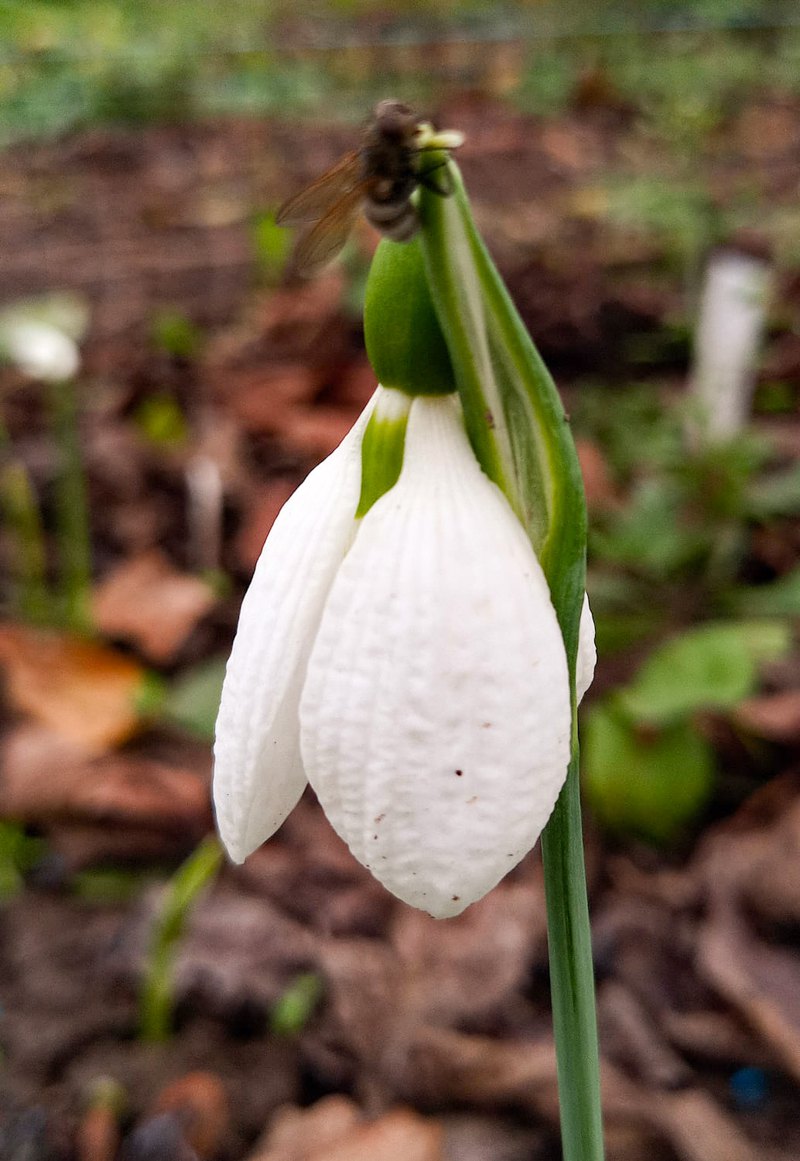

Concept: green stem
[[140, 836, 223, 1042], [540, 745, 604, 1161], [47, 377, 93, 633], [417, 162, 604, 1161], [0, 420, 50, 623]]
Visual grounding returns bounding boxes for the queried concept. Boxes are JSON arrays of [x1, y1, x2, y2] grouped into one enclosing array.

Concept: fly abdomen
[[365, 199, 418, 241]]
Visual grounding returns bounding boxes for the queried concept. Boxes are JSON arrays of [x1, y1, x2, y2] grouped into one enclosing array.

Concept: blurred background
[[2, 1, 800, 1159]]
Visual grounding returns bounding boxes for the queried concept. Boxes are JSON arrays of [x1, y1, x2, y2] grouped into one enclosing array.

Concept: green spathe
[[364, 236, 457, 398]]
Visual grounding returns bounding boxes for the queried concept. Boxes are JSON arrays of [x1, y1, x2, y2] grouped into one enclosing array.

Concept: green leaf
[[151, 309, 203, 360], [583, 702, 715, 844], [140, 837, 223, 1042], [745, 463, 800, 519], [270, 972, 323, 1037], [730, 569, 800, 617], [252, 211, 293, 285], [619, 621, 791, 724], [163, 655, 228, 741], [134, 394, 189, 447], [0, 822, 47, 901], [590, 478, 707, 577]]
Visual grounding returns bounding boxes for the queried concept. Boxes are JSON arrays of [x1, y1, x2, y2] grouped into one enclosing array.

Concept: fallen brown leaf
[[313, 1108, 442, 1161], [743, 797, 800, 926], [154, 1072, 229, 1159], [2, 725, 210, 840], [735, 689, 800, 741], [251, 1096, 361, 1160], [598, 980, 692, 1090], [402, 1028, 774, 1161], [0, 623, 146, 752], [92, 551, 218, 665], [76, 1103, 120, 1161], [648, 1088, 774, 1161], [250, 1101, 442, 1161], [698, 901, 800, 1085], [389, 875, 548, 1026]]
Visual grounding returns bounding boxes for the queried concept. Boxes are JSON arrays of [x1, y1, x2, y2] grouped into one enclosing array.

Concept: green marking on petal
[[356, 388, 412, 517]]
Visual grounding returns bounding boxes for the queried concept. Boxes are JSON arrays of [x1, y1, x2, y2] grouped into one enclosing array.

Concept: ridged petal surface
[[213, 403, 372, 862], [577, 594, 597, 704], [300, 395, 571, 917]]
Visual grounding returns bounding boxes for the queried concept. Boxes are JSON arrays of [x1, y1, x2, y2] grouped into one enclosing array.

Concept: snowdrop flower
[[214, 387, 595, 918], [2, 318, 80, 382]]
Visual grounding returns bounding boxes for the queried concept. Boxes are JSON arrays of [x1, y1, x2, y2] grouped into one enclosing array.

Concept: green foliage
[[140, 836, 223, 1042], [605, 30, 768, 153], [0, 295, 93, 632], [583, 621, 789, 843], [729, 568, 800, 617], [162, 655, 228, 741], [602, 175, 719, 275], [744, 461, 800, 520], [72, 867, 158, 903], [270, 972, 323, 1036], [0, 452, 49, 624], [575, 387, 796, 650], [579, 377, 798, 841], [583, 702, 716, 844], [0, 822, 47, 900], [618, 620, 790, 724], [252, 212, 293, 286], [151, 310, 203, 361], [134, 394, 189, 448], [3, 3, 800, 146], [514, 48, 577, 117]]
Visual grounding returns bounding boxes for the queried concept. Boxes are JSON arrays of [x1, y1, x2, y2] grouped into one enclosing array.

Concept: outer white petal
[[300, 394, 571, 918], [213, 400, 374, 862], [576, 594, 597, 704], [5, 319, 80, 381]]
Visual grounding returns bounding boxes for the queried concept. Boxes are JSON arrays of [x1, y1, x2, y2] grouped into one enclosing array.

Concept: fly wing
[[292, 183, 365, 275], [277, 152, 362, 225]]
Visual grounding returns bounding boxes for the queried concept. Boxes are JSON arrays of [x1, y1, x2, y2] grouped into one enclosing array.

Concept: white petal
[[300, 394, 571, 918], [576, 593, 597, 704], [5, 320, 79, 381], [213, 400, 373, 862]]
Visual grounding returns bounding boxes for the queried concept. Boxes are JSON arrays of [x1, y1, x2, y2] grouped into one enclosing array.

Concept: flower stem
[[0, 420, 50, 623], [540, 747, 604, 1161], [47, 376, 93, 633]]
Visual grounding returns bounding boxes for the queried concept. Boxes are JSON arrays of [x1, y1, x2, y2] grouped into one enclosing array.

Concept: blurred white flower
[[3, 318, 80, 382], [214, 388, 595, 917]]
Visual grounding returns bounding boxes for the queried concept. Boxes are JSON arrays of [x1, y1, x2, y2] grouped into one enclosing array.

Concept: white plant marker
[[689, 249, 771, 441]]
